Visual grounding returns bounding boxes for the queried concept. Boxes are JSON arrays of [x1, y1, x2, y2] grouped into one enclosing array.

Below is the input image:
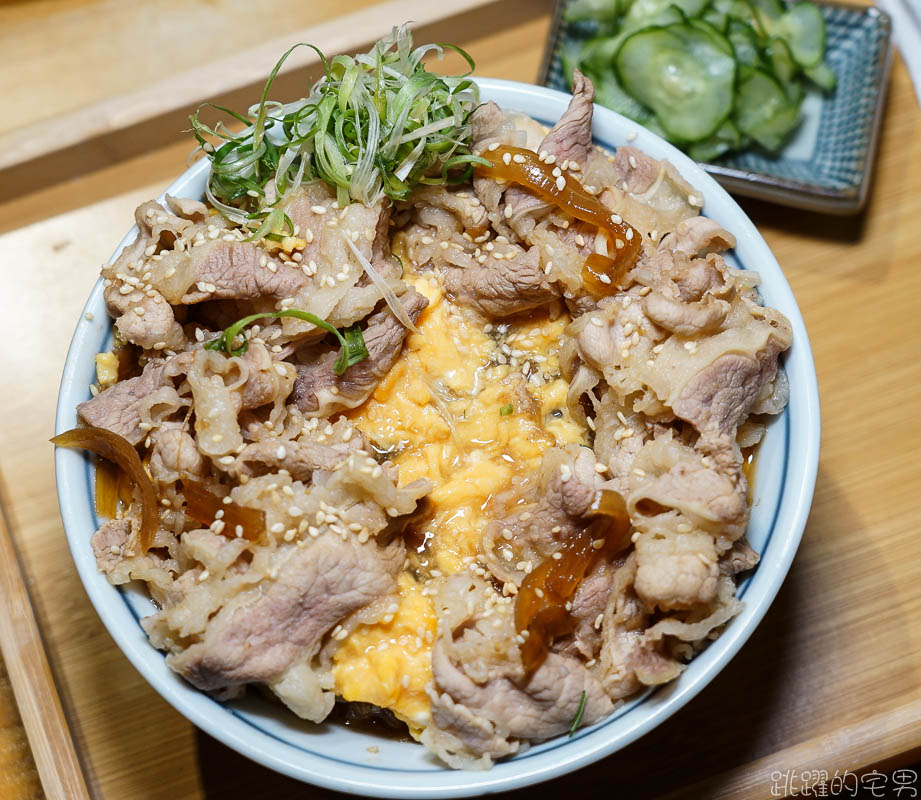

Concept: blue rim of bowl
[[538, 0, 894, 214], [53, 77, 821, 797]]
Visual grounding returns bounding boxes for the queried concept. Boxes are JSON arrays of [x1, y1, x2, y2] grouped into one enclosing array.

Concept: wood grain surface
[[1, 1, 920, 798]]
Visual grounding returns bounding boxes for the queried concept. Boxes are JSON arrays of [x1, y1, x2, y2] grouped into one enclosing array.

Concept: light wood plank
[[0, 0, 499, 170], [0, 501, 89, 800]]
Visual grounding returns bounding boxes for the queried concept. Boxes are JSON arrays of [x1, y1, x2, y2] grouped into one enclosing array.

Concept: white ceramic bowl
[[54, 78, 821, 797]]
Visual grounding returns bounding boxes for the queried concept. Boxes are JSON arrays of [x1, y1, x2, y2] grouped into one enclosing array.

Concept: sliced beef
[[179, 240, 307, 304], [671, 351, 779, 441], [409, 185, 488, 233], [167, 532, 404, 692], [77, 359, 167, 444], [659, 216, 736, 257], [228, 438, 357, 482], [422, 575, 612, 766], [149, 422, 207, 484], [470, 101, 507, 151], [643, 290, 730, 336], [441, 244, 557, 318], [291, 288, 428, 416], [613, 146, 661, 194], [482, 445, 602, 587], [91, 518, 132, 573], [628, 449, 748, 542], [555, 558, 616, 661], [504, 71, 596, 235], [105, 285, 186, 352], [597, 554, 683, 700], [540, 69, 596, 168], [719, 536, 760, 576], [634, 529, 719, 611]]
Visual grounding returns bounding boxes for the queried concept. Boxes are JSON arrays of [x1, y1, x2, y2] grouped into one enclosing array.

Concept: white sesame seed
[[487, 142, 500, 151], [552, 552, 562, 560], [270, 522, 285, 534], [217, 455, 235, 465], [502, 152, 512, 166], [512, 153, 526, 163], [555, 175, 566, 191], [311, 205, 327, 215]]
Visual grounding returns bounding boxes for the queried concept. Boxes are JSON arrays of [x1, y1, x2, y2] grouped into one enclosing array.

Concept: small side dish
[[562, 0, 836, 160], [54, 28, 792, 769]]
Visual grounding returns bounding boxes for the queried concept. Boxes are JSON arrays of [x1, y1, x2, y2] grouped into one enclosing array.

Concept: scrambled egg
[[332, 271, 586, 731], [95, 351, 119, 388]]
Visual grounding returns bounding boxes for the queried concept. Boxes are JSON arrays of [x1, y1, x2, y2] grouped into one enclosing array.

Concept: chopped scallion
[[569, 690, 587, 737], [203, 309, 368, 375], [190, 25, 491, 237], [499, 403, 515, 416]]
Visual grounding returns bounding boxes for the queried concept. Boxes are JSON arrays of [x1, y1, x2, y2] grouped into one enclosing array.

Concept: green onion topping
[[499, 403, 514, 416], [203, 310, 368, 375], [190, 25, 490, 238], [569, 690, 587, 737]]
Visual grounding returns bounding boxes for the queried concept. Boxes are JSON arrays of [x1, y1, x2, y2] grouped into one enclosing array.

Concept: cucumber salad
[[561, 0, 835, 160]]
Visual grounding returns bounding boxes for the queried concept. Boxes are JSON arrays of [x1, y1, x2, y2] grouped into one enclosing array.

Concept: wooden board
[[2, 1, 921, 797]]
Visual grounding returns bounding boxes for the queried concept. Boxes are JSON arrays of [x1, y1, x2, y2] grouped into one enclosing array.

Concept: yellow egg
[[95, 351, 118, 388], [335, 271, 588, 723]]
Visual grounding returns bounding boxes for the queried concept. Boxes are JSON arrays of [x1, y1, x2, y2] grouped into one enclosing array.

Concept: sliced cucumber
[[748, 0, 783, 19], [804, 60, 837, 91], [725, 0, 767, 37], [592, 69, 654, 123], [616, 24, 736, 142], [578, 34, 629, 76], [701, 8, 729, 31], [561, 39, 584, 90], [690, 19, 735, 56], [734, 66, 802, 150], [564, 0, 620, 23], [777, 3, 825, 67], [766, 36, 797, 83], [687, 119, 744, 161], [620, 3, 687, 35], [622, 0, 707, 28], [727, 20, 766, 68]]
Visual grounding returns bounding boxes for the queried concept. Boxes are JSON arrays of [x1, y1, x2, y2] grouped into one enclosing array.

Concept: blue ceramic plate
[[540, 1, 893, 213], [54, 79, 820, 796]]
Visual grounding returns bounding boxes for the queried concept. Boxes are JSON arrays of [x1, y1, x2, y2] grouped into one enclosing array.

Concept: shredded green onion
[[190, 25, 490, 236], [569, 690, 587, 737], [203, 310, 368, 375], [499, 403, 514, 416]]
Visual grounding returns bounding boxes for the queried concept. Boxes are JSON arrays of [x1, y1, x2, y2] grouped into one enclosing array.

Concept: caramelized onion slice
[[182, 480, 265, 542], [476, 145, 642, 291], [52, 426, 158, 553], [514, 489, 632, 676], [582, 253, 630, 298]]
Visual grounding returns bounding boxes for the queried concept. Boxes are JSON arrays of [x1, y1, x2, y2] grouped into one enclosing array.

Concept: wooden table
[[2, 1, 920, 797]]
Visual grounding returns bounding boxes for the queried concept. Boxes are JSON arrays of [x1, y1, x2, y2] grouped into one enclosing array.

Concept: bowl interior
[[54, 77, 820, 797]]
